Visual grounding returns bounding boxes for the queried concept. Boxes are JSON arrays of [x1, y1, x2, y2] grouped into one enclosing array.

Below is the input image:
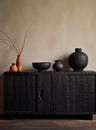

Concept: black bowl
[[32, 62, 51, 71]]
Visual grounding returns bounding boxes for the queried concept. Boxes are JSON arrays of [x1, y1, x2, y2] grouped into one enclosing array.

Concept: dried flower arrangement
[[0, 31, 32, 72]]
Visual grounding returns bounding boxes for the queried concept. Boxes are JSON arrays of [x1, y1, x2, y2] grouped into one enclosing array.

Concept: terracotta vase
[[16, 54, 22, 72], [10, 63, 18, 72]]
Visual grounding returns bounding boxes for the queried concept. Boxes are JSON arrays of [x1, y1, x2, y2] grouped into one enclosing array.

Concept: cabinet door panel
[[4, 75, 15, 113], [37, 74, 51, 114], [14, 75, 36, 113], [4, 74, 36, 115], [51, 73, 95, 114], [51, 73, 70, 114], [69, 74, 95, 113]]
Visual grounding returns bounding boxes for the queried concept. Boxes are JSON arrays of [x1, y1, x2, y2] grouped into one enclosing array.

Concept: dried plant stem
[[0, 30, 35, 56], [0, 31, 20, 54], [20, 31, 33, 55], [0, 39, 14, 50], [20, 33, 27, 55], [13, 38, 21, 54]]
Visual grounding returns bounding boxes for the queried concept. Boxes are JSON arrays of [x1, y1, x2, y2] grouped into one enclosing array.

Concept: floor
[[0, 115, 96, 130]]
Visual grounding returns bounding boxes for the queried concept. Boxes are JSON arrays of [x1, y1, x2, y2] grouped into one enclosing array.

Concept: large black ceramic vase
[[53, 60, 64, 71], [68, 48, 88, 71]]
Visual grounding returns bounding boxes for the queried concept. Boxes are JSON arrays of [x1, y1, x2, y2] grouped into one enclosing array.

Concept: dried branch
[[0, 29, 35, 56], [20, 30, 34, 55], [20, 33, 27, 55], [0, 39, 14, 50], [13, 38, 21, 54], [0, 31, 19, 54]]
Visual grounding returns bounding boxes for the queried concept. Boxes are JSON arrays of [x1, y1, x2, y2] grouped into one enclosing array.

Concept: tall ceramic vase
[[68, 48, 88, 71], [16, 54, 22, 72]]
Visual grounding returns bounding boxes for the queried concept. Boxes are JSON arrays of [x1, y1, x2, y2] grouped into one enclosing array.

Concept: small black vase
[[68, 48, 88, 71], [53, 60, 64, 71]]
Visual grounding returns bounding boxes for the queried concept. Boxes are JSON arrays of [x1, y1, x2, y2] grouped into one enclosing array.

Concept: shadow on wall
[[0, 74, 4, 114]]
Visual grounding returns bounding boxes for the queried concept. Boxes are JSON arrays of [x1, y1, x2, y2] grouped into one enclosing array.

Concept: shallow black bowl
[[32, 62, 51, 71]]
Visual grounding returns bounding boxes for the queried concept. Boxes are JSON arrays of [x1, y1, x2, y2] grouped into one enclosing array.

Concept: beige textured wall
[[0, 0, 96, 113]]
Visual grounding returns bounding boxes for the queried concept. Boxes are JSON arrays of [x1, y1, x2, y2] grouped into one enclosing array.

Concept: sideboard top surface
[[4, 70, 96, 76]]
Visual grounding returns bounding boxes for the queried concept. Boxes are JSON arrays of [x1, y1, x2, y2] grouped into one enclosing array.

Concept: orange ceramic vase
[[10, 63, 18, 72], [16, 54, 22, 72]]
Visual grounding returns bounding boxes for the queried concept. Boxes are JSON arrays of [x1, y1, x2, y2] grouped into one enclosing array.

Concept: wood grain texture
[[0, 115, 96, 130]]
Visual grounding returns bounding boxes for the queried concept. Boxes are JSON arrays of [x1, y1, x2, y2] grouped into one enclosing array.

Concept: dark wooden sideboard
[[4, 71, 96, 119]]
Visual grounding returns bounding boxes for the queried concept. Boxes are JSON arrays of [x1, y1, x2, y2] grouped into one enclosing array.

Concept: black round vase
[[53, 60, 64, 71], [68, 48, 88, 71]]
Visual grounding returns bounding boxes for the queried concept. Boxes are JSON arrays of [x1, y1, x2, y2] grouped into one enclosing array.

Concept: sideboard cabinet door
[[51, 73, 70, 114], [4, 73, 36, 116], [51, 72, 95, 115], [69, 74, 95, 114], [37, 73, 51, 115]]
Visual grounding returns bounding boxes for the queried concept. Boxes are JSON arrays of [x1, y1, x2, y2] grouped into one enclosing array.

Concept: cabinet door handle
[[40, 89, 43, 99]]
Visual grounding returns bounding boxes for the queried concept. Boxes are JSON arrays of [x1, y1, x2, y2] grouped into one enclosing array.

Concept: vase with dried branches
[[0, 31, 31, 72]]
